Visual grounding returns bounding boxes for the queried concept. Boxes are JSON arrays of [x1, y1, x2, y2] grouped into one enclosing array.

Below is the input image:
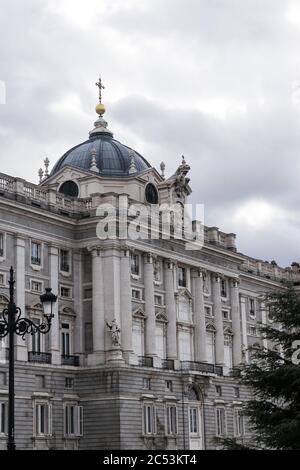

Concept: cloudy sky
[[1, 0, 300, 266]]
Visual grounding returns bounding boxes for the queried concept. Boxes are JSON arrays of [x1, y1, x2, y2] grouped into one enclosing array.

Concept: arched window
[[59, 181, 79, 198], [188, 386, 200, 401], [145, 183, 158, 204]]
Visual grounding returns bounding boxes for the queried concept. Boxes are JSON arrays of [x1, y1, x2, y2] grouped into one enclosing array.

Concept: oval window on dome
[[145, 183, 158, 205], [59, 181, 79, 198]]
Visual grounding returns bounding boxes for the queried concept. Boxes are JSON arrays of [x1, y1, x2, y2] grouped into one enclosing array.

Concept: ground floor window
[[35, 402, 52, 436], [64, 404, 83, 437], [142, 402, 156, 435], [166, 405, 178, 436], [234, 408, 245, 437], [216, 407, 226, 437]]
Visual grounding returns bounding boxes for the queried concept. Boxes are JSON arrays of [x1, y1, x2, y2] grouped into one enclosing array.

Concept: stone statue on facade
[[106, 318, 121, 347], [174, 156, 191, 198]]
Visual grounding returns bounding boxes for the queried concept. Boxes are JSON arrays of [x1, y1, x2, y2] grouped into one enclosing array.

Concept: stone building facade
[[0, 98, 298, 450]]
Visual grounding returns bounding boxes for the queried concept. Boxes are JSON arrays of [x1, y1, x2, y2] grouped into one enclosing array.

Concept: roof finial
[[90, 147, 99, 173], [38, 168, 44, 184], [160, 162, 166, 180], [95, 75, 105, 104], [44, 157, 50, 177], [128, 150, 137, 174], [95, 75, 106, 116]]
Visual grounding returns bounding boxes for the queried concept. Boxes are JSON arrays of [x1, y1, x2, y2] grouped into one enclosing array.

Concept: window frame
[[34, 401, 52, 437], [165, 404, 178, 436], [30, 278, 44, 294], [60, 285, 73, 299], [30, 241, 43, 270], [60, 249, 71, 275], [0, 233, 6, 260], [64, 403, 83, 438], [178, 266, 187, 288], [220, 279, 228, 299], [234, 408, 245, 437], [0, 401, 7, 435], [215, 407, 227, 437], [131, 254, 140, 278], [142, 402, 157, 436]]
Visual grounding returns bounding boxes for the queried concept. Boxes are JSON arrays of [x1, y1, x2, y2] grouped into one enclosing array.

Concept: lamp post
[[0, 267, 57, 450]]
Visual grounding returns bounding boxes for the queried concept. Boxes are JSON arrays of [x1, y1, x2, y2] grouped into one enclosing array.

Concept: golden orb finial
[[95, 103, 106, 115]]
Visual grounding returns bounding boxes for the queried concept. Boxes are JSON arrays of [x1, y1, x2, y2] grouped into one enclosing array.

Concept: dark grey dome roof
[[51, 134, 151, 177]]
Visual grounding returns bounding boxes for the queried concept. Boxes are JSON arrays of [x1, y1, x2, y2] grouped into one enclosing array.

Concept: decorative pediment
[[206, 322, 216, 332], [60, 306, 76, 316], [133, 307, 146, 319], [155, 312, 168, 323], [176, 288, 193, 300]]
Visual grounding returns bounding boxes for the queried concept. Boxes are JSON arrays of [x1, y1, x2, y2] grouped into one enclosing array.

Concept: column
[[49, 245, 60, 365], [144, 253, 156, 358], [90, 247, 105, 364], [73, 250, 84, 358], [192, 269, 207, 363], [15, 236, 27, 361], [230, 279, 242, 366], [120, 248, 133, 362], [212, 274, 224, 366], [164, 260, 177, 360]]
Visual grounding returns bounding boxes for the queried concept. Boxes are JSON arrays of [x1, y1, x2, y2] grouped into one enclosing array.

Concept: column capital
[[191, 268, 205, 279], [230, 277, 240, 288], [164, 259, 175, 270], [143, 252, 153, 264], [213, 273, 222, 283]]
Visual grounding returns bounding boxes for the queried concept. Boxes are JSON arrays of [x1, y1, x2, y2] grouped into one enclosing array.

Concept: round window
[[59, 181, 79, 198], [145, 183, 158, 204]]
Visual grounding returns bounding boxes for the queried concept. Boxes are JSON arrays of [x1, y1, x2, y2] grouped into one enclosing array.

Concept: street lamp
[[0, 267, 57, 450]]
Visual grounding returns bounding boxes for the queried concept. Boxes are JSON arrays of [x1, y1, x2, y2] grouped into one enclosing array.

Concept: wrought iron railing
[[181, 361, 223, 376], [138, 356, 154, 368], [162, 359, 175, 370], [28, 351, 52, 364], [61, 355, 80, 367]]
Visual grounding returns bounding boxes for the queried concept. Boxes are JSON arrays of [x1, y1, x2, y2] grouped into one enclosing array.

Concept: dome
[[50, 110, 151, 178], [51, 134, 151, 177]]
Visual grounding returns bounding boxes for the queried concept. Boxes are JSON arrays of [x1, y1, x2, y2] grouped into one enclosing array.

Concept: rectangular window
[[0, 274, 4, 285], [178, 267, 187, 287], [60, 286, 71, 298], [222, 310, 231, 321], [234, 408, 244, 437], [216, 408, 226, 437], [0, 234, 4, 257], [143, 378, 151, 390], [65, 377, 74, 389], [166, 405, 177, 435], [165, 380, 173, 393], [221, 279, 227, 298], [60, 250, 70, 273], [143, 403, 156, 435], [35, 375, 45, 389], [154, 294, 163, 305], [132, 289, 141, 300], [64, 404, 83, 437], [215, 385, 222, 397], [35, 402, 52, 436], [0, 402, 7, 434], [61, 323, 71, 356], [31, 280, 43, 293], [189, 407, 199, 435], [32, 318, 42, 353], [0, 372, 6, 386], [203, 274, 210, 295], [131, 254, 140, 276], [204, 306, 213, 317], [83, 287, 92, 299], [234, 387, 240, 398], [249, 298, 256, 317], [31, 242, 41, 266], [247, 325, 257, 336]]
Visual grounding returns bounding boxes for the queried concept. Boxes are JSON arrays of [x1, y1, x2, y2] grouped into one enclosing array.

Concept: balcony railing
[[31, 257, 41, 266], [181, 361, 223, 376], [61, 355, 80, 367], [162, 359, 175, 370], [229, 367, 242, 378], [28, 351, 52, 364], [138, 356, 154, 368]]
